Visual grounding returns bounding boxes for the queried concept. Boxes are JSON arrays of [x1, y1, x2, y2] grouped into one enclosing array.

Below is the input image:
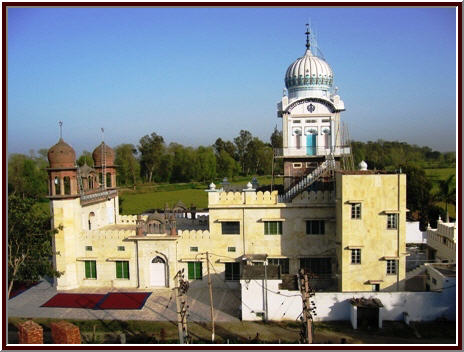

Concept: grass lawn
[[119, 175, 282, 214], [8, 318, 456, 344]]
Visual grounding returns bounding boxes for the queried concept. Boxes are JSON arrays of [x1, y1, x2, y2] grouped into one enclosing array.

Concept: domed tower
[[276, 25, 351, 193], [92, 142, 117, 189], [47, 137, 79, 198]]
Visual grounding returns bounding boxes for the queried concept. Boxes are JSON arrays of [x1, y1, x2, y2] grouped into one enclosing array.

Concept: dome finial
[[305, 23, 310, 50], [58, 121, 63, 140]]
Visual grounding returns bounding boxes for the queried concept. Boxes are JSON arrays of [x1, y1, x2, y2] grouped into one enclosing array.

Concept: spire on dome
[[305, 23, 310, 50], [59, 121, 63, 140]]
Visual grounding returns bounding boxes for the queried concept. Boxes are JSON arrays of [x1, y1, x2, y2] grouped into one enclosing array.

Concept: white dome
[[285, 49, 333, 91]]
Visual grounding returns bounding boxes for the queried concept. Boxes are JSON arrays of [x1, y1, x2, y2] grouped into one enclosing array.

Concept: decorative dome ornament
[[359, 160, 368, 171], [284, 25, 334, 92]]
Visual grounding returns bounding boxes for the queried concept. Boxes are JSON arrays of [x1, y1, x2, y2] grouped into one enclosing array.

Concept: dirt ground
[[8, 318, 457, 345]]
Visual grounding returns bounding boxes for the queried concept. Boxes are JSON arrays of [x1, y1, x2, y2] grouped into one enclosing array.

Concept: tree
[[115, 144, 140, 187], [8, 195, 61, 297], [270, 126, 283, 149], [401, 164, 436, 230], [168, 143, 196, 183], [195, 146, 217, 182], [77, 150, 94, 167], [234, 130, 252, 174], [138, 132, 165, 183], [216, 149, 239, 179], [8, 153, 48, 199], [435, 175, 456, 222]]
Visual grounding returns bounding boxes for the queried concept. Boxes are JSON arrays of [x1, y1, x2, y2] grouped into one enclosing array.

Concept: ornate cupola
[[284, 27, 334, 100], [92, 141, 117, 189], [275, 25, 351, 194], [46, 122, 79, 198]]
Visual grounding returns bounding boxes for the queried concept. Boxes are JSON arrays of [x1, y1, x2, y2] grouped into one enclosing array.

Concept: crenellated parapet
[[117, 215, 148, 224], [291, 190, 335, 204], [178, 229, 211, 239], [208, 190, 279, 206], [80, 228, 135, 240]]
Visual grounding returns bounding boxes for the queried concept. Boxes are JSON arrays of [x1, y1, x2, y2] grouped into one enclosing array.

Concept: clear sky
[[7, 6, 457, 156]]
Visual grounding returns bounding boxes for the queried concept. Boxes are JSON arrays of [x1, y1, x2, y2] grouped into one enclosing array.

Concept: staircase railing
[[278, 155, 336, 203]]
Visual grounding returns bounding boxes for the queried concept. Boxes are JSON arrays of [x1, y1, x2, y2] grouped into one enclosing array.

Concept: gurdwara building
[[48, 29, 407, 293]]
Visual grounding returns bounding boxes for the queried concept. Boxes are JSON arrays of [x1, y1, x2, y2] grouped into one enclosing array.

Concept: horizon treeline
[[8, 132, 455, 198]]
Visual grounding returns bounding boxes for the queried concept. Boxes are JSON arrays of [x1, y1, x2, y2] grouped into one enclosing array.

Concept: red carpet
[[96, 292, 151, 310], [41, 293, 106, 309]]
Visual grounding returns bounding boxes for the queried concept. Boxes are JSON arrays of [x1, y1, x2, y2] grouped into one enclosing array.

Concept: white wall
[[241, 279, 455, 322], [406, 221, 427, 243]]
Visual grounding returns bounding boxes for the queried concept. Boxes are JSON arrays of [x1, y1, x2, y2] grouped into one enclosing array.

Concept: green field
[[119, 176, 281, 214], [32, 169, 455, 217]]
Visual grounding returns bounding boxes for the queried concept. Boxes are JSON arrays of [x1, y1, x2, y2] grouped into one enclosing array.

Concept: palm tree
[[435, 175, 456, 222]]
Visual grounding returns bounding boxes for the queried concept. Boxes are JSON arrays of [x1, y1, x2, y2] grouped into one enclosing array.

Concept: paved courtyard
[[8, 280, 241, 322]]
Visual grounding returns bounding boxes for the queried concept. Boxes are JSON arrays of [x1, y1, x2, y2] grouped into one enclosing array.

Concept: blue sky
[[8, 7, 457, 155]]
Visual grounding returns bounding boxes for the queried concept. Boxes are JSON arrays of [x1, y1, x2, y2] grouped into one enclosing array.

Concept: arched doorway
[[150, 256, 166, 287]]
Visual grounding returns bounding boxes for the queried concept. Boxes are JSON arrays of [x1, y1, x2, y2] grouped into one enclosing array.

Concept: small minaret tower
[[47, 122, 79, 199], [47, 122, 80, 289], [276, 25, 349, 192], [92, 133, 117, 190]]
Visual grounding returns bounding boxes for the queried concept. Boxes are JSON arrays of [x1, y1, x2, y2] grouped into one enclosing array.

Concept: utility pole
[[298, 268, 316, 344], [206, 252, 215, 342], [174, 269, 189, 344]]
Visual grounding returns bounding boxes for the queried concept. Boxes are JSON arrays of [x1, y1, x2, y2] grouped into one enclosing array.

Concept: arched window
[[106, 172, 112, 188], [99, 173, 104, 187], [152, 256, 165, 264], [64, 176, 71, 195], [54, 177, 61, 195]]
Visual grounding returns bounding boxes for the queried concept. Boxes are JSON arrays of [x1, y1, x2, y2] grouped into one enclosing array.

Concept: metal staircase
[[278, 155, 336, 203]]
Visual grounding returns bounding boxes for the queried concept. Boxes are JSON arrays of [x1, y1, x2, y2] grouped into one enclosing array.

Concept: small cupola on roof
[[92, 142, 115, 167], [47, 138, 76, 169], [284, 25, 334, 98]]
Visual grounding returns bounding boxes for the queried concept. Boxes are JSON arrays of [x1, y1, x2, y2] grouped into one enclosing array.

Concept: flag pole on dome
[[59, 121, 63, 139], [101, 127, 106, 190], [305, 23, 310, 50]]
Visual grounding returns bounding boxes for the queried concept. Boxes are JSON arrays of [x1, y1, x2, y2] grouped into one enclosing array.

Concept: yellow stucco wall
[[52, 175, 407, 293], [336, 172, 407, 292]]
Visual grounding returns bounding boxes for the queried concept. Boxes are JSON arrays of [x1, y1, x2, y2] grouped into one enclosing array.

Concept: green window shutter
[[195, 262, 202, 279], [85, 261, 90, 278], [85, 261, 96, 279], [124, 261, 129, 279], [188, 262, 195, 280], [278, 221, 282, 234], [116, 261, 122, 278]]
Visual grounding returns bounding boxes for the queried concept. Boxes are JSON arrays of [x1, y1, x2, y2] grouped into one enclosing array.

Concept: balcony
[[274, 146, 351, 158], [80, 188, 118, 206]]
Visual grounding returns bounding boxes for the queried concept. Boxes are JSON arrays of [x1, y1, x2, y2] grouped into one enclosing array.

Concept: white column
[[330, 116, 335, 153]]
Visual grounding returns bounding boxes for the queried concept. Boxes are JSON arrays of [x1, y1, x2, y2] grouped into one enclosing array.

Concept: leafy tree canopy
[[8, 195, 61, 297]]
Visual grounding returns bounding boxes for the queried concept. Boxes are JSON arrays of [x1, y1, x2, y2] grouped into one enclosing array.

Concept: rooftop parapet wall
[[177, 229, 211, 239], [80, 228, 135, 240], [117, 215, 148, 224], [291, 190, 335, 204], [436, 222, 456, 241], [208, 191, 279, 206], [208, 189, 334, 207]]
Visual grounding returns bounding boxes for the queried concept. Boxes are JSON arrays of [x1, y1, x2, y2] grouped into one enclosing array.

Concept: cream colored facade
[[51, 171, 407, 293], [336, 172, 407, 292], [426, 219, 456, 263]]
